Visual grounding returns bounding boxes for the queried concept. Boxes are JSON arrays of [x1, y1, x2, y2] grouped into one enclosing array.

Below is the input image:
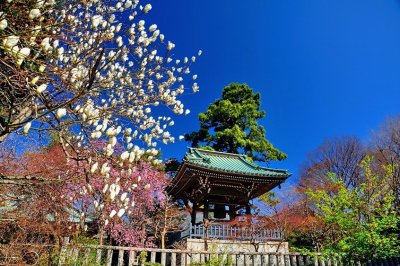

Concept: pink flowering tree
[[69, 159, 167, 246]]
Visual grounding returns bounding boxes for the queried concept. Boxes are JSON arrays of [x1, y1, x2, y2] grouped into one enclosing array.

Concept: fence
[[190, 224, 283, 242], [1, 242, 397, 265], [58, 244, 342, 266]]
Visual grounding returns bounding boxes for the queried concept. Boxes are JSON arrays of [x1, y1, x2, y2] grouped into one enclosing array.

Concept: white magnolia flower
[[102, 184, 109, 194], [125, 0, 132, 8], [17, 47, 30, 61], [120, 192, 128, 201], [40, 37, 51, 52], [124, 128, 132, 135], [128, 151, 135, 163], [90, 162, 98, 173], [0, 19, 7, 30], [29, 9, 41, 20], [106, 127, 117, 136], [3, 35, 19, 50], [117, 208, 125, 217], [109, 210, 117, 218], [179, 135, 184, 141], [91, 15, 102, 28], [37, 84, 47, 93], [120, 151, 129, 160], [101, 163, 111, 175], [30, 76, 39, 85], [110, 183, 121, 195], [56, 108, 67, 119], [109, 136, 117, 147], [192, 83, 199, 93], [149, 24, 157, 32], [35, 0, 45, 8], [143, 4, 152, 13], [23, 122, 32, 134], [167, 41, 175, 51], [144, 184, 150, 190]]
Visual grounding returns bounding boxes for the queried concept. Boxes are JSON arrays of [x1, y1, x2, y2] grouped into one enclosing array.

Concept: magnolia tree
[[0, 0, 200, 221]]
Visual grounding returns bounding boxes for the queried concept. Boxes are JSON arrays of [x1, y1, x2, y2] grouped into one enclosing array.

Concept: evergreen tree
[[186, 83, 287, 162]]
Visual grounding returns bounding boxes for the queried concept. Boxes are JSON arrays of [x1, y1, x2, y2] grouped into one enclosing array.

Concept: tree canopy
[[185, 83, 286, 162], [306, 158, 400, 261]]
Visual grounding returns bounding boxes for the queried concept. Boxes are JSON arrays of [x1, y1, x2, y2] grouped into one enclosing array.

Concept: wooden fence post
[[128, 250, 136, 266], [57, 237, 70, 266]]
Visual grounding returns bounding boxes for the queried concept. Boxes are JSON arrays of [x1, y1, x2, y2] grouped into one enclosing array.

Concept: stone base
[[186, 238, 289, 253], [184, 239, 289, 265]]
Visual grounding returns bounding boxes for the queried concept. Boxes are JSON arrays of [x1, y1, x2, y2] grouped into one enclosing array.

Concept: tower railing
[[189, 224, 283, 241]]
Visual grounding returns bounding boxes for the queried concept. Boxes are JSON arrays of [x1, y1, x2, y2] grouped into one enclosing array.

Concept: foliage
[[190, 254, 233, 266], [306, 157, 400, 261], [185, 83, 286, 162], [371, 115, 400, 213], [61, 249, 106, 266], [258, 192, 280, 208], [0, 143, 168, 247], [290, 125, 400, 252], [134, 251, 161, 266], [164, 158, 181, 172]]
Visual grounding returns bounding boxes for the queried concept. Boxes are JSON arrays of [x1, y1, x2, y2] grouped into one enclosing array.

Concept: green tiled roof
[[183, 148, 290, 178]]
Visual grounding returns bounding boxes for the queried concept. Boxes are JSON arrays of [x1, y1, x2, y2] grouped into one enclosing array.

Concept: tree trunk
[[99, 228, 105, 245], [161, 231, 166, 249]]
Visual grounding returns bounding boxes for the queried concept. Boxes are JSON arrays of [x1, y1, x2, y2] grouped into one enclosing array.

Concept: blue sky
[[149, 0, 400, 184]]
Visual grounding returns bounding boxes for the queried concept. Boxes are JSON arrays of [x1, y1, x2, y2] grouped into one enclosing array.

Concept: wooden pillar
[[203, 185, 210, 220], [191, 201, 197, 225], [203, 200, 209, 219], [246, 201, 251, 215], [228, 205, 236, 220]]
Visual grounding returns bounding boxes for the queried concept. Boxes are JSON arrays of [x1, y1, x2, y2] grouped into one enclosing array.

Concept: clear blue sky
[[149, 0, 400, 184]]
